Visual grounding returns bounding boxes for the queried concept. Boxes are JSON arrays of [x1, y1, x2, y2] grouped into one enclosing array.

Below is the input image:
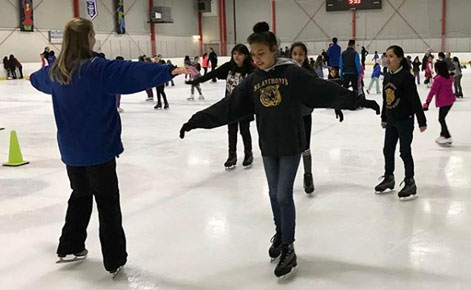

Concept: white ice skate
[[56, 249, 88, 264], [187, 95, 195, 101], [198, 95, 205, 100], [437, 137, 452, 146]]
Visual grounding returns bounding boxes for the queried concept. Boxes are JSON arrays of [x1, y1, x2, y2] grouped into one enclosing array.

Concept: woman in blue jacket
[[30, 18, 185, 277]]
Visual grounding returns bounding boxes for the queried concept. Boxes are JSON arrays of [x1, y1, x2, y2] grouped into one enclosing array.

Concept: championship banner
[[20, 0, 34, 32], [114, 0, 125, 34], [86, 0, 98, 20]]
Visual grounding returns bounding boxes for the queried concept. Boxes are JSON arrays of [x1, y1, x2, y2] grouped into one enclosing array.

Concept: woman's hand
[[419, 126, 427, 132], [381, 122, 387, 129], [171, 67, 188, 76]]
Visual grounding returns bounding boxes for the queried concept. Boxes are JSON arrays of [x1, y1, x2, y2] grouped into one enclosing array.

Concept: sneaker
[[435, 136, 445, 143], [438, 137, 452, 145]]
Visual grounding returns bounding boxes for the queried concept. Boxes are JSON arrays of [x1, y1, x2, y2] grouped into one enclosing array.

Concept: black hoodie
[[184, 59, 368, 156], [381, 66, 427, 127]]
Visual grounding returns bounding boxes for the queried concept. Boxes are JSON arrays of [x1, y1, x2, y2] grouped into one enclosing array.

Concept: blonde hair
[[49, 18, 93, 85]]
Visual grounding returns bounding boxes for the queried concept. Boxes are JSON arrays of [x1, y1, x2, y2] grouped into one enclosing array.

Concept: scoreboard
[[326, 0, 382, 11]]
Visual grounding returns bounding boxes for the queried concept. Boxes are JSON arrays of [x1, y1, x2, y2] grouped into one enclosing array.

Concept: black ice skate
[[303, 173, 314, 194], [375, 174, 395, 193], [398, 178, 417, 201], [242, 151, 253, 168], [269, 231, 282, 262], [224, 152, 237, 169], [110, 265, 124, 280], [274, 243, 297, 278], [154, 101, 162, 109], [164, 102, 169, 109], [56, 249, 88, 264]]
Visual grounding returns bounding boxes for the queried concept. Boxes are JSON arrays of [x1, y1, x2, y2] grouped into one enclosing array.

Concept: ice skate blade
[[399, 194, 418, 202], [111, 266, 123, 280], [437, 142, 452, 147], [375, 188, 395, 194], [243, 163, 253, 169], [276, 264, 298, 280], [225, 165, 236, 170], [56, 256, 87, 264]]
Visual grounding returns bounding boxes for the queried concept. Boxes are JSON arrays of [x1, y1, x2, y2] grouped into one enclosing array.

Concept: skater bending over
[[180, 22, 379, 278], [30, 17, 185, 277]]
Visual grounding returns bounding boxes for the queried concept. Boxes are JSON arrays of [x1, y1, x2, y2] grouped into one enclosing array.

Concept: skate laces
[[279, 245, 292, 264]]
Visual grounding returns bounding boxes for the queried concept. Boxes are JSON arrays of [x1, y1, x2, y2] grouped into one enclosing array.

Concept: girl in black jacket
[[375, 45, 427, 201], [187, 44, 255, 169], [180, 22, 379, 278]]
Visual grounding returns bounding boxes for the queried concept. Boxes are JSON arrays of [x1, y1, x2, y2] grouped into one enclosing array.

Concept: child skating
[[180, 22, 380, 278], [375, 45, 427, 201]]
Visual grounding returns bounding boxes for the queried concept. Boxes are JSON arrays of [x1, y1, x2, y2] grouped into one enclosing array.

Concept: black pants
[[17, 66, 23, 78], [10, 67, 17, 79], [204, 67, 208, 75], [58, 158, 127, 272], [383, 118, 415, 178], [438, 105, 452, 138], [454, 75, 463, 97], [343, 74, 358, 91], [210, 62, 217, 82], [228, 119, 252, 153], [303, 114, 312, 149], [156, 85, 168, 105]]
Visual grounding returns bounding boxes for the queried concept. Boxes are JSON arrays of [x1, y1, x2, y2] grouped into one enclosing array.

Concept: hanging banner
[[114, 0, 125, 34], [86, 0, 98, 20], [19, 0, 34, 32]]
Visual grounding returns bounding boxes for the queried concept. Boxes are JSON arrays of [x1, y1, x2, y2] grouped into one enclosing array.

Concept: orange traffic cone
[[3, 130, 29, 167]]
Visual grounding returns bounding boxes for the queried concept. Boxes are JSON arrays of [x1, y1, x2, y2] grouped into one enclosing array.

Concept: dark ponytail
[[386, 45, 410, 70], [247, 22, 278, 51]]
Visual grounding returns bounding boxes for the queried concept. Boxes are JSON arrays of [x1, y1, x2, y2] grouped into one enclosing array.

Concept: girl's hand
[[171, 67, 188, 76], [381, 122, 387, 129], [419, 126, 427, 132]]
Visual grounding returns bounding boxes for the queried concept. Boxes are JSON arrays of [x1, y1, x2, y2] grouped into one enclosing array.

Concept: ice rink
[[0, 67, 470, 290]]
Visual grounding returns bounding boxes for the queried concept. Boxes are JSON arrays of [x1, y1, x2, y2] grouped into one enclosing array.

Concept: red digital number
[[348, 0, 362, 5]]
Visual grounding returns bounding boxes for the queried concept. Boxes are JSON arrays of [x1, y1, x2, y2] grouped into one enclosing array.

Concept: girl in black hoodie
[[180, 22, 379, 278], [187, 44, 255, 169], [375, 45, 427, 201]]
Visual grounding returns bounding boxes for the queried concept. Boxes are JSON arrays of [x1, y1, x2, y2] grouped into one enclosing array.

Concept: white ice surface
[[0, 67, 470, 290]]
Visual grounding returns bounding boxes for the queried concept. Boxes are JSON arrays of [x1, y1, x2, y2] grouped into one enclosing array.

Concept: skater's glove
[[357, 94, 380, 115], [422, 102, 429, 111], [335, 109, 344, 122], [179, 122, 193, 139]]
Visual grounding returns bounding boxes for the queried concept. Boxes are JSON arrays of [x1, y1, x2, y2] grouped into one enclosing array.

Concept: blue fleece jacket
[[371, 65, 381, 78], [30, 57, 173, 166], [327, 43, 341, 66]]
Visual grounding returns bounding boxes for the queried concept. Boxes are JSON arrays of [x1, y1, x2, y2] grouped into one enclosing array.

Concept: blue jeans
[[262, 154, 301, 244]]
